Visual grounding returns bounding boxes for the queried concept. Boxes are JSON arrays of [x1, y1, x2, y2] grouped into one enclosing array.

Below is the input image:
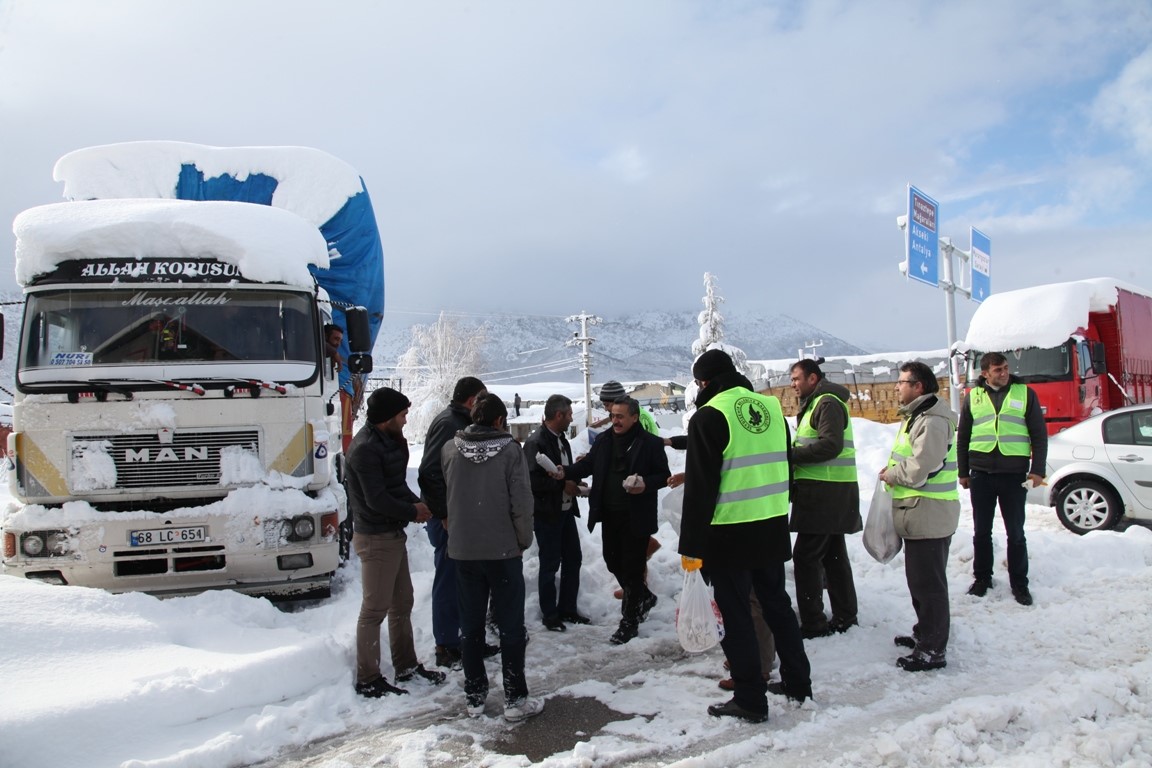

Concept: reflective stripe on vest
[[793, 392, 858, 482], [703, 388, 790, 525], [886, 417, 959, 500], [969, 383, 1031, 457]]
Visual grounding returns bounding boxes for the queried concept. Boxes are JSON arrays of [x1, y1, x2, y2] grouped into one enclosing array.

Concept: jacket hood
[[900, 393, 958, 429], [695, 369, 755, 409], [453, 425, 515, 464]]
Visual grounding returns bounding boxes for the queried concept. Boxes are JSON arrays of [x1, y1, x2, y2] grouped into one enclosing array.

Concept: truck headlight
[[22, 534, 44, 556], [292, 516, 315, 540]]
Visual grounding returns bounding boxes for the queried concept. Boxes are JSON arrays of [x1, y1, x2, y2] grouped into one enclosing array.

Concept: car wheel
[[1055, 480, 1122, 535]]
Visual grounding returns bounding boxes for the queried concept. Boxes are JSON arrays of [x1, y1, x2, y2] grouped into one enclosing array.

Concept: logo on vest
[[735, 397, 771, 434]]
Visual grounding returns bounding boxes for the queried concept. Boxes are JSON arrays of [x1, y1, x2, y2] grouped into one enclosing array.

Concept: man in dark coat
[[789, 359, 862, 638], [523, 394, 590, 632], [346, 387, 446, 697], [957, 352, 1048, 605], [565, 396, 670, 645], [418, 375, 490, 668], [679, 349, 812, 723]]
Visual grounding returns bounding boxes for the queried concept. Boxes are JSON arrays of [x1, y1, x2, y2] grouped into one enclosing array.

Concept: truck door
[[1102, 409, 1152, 512]]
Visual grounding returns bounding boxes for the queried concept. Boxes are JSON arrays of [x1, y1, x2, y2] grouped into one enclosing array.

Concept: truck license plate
[[129, 526, 207, 546]]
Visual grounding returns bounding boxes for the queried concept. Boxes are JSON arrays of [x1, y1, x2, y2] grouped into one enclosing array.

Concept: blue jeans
[[426, 518, 460, 648], [969, 470, 1029, 589], [534, 512, 583, 620], [456, 557, 528, 705]]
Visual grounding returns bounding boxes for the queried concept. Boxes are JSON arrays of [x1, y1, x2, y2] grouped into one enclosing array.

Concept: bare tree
[[396, 312, 487, 439]]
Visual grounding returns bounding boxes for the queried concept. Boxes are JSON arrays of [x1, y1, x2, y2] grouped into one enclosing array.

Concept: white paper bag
[[863, 482, 902, 564]]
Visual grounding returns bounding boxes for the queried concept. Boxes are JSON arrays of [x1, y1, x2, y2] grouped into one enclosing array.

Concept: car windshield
[[20, 287, 317, 371]]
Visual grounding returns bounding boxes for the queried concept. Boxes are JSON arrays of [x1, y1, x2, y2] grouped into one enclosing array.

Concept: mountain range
[[374, 309, 869, 384]]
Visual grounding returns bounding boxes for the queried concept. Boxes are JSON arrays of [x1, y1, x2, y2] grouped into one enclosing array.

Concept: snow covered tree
[[691, 272, 750, 376], [395, 312, 487, 440]]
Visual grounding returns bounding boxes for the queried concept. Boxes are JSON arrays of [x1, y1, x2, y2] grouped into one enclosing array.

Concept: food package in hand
[[622, 473, 643, 490], [535, 453, 560, 475]]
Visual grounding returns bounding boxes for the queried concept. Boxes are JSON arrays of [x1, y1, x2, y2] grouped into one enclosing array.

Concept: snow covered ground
[[3, 408, 1152, 768]]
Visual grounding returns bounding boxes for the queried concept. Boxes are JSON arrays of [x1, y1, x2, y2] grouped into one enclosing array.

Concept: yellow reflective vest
[[703, 388, 790, 525], [793, 393, 857, 483], [968, 383, 1031, 457], [886, 417, 959, 501]]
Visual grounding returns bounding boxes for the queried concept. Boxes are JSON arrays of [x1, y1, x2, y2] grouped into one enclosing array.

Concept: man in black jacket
[[958, 352, 1048, 605], [566, 397, 670, 644], [418, 376, 488, 668], [679, 349, 811, 722], [346, 387, 446, 698], [523, 394, 590, 632]]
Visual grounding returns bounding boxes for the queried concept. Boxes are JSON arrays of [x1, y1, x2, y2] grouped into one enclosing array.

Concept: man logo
[[735, 397, 771, 434]]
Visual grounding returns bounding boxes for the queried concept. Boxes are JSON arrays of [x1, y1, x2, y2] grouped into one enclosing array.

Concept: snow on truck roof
[[13, 198, 329, 288], [962, 277, 1152, 352], [54, 141, 365, 227]]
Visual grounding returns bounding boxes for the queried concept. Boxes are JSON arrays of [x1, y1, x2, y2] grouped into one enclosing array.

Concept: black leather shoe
[[1013, 587, 1033, 606], [355, 677, 409, 697], [707, 698, 768, 723], [559, 612, 592, 625], [967, 579, 993, 597], [828, 618, 857, 634], [395, 663, 447, 685], [543, 616, 566, 632], [893, 635, 916, 649], [897, 653, 946, 672], [610, 621, 638, 645], [434, 645, 462, 669], [801, 625, 832, 639], [767, 680, 812, 703], [483, 643, 501, 658]]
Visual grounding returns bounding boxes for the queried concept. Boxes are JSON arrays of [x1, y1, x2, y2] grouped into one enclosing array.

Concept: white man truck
[[1, 142, 384, 600]]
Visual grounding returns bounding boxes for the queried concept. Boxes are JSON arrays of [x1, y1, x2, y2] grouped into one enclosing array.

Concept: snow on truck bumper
[[1, 486, 342, 600]]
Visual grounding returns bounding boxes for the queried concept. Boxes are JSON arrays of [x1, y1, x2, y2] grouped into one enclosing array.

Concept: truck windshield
[[20, 288, 317, 372], [968, 342, 1072, 383]]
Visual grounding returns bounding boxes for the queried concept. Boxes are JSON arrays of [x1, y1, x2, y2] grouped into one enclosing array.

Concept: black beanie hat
[[692, 349, 736, 381], [366, 387, 411, 424]]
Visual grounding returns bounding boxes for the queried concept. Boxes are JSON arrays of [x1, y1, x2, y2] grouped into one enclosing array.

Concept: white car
[[1034, 404, 1152, 534]]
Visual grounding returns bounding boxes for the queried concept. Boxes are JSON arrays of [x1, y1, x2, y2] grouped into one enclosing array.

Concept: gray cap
[[598, 380, 627, 403]]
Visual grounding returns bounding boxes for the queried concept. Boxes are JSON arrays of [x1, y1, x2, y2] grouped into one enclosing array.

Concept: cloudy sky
[[2, 0, 1151, 351]]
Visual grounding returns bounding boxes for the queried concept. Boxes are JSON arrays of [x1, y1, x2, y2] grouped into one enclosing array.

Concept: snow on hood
[[13, 198, 329, 287], [53, 141, 365, 228], [961, 277, 1151, 351]]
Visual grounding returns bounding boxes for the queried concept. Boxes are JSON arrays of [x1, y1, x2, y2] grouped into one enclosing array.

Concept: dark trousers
[[970, 470, 1029, 589], [710, 563, 811, 714], [903, 536, 952, 659], [534, 512, 583, 619], [456, 557, 528, 705], [426, 518, 460, 648], [792, 532, 858, 632], [600, 513, 651, 623]]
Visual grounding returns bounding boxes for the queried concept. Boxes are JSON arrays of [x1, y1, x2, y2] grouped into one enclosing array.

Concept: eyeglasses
[[896, 379, 917, 386]]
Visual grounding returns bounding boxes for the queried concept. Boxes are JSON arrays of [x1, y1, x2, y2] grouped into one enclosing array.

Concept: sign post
[[897, 185, 991, 411]]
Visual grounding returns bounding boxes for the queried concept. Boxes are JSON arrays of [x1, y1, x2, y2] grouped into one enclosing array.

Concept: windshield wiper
[[222, 378, 289, 398], [67, 381, 135, 403], [153, 380, 206, 396]]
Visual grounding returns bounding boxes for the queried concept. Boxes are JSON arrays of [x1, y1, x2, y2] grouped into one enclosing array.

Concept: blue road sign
[[906, 186, 939, 288], [970, 227, 991, 303]]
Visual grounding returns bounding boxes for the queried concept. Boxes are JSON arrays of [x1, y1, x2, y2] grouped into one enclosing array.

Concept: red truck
[[960, 278, 1152, 435]]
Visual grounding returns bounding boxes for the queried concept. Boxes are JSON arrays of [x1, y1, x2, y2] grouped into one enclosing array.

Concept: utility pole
[[566, 311, 602, 426], [798, 339, 823, 361]]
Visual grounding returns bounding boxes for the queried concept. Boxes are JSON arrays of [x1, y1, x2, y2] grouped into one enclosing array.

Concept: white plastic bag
[[863, 482, 902, 564], [676, 569, 722, 653], [534, 452, 559, 475]]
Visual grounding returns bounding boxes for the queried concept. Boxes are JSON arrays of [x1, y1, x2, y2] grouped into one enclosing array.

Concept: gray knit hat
[[598, 380, 627, 404]]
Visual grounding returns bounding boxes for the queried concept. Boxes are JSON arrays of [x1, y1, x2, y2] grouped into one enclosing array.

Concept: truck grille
[[76, 430, 260, 488]]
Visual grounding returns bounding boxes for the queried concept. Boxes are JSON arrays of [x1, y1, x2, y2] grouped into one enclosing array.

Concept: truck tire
[[1055, 479, 1121, 534]]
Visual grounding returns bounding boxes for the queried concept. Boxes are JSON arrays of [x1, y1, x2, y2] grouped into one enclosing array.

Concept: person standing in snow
[[441, 392, 542, 721], [879, 362, 960, 672], [565, 396, 670, 645], [678, 349, 811, 723], [523, 394, 591, 633], [418, 376, 497, 669], [957, 352, 1047, 606], [513, 392, 521, 417], [346, 387, 446, 698], [788, 359, 862, 638]]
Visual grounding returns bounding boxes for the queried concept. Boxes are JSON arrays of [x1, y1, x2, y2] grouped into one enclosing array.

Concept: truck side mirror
[[1091, 341, 1107, 375], [344, 306, 373, 375]]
